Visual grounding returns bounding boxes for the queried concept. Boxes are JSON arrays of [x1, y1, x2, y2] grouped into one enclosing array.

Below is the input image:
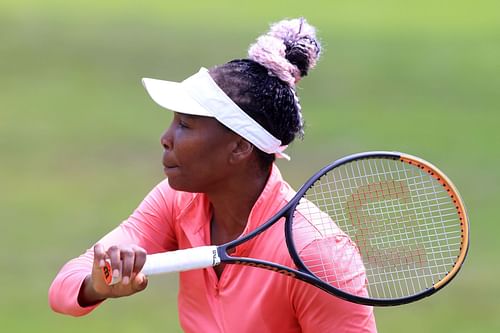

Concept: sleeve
[[48, 179, 178, 316], [289, 279, 377, 333]]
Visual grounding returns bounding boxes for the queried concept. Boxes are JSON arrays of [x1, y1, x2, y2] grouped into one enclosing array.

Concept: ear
[[228, 138, 254, 164]]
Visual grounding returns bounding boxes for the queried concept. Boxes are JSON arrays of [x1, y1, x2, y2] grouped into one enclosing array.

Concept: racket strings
[[291, 157, 464, 300]]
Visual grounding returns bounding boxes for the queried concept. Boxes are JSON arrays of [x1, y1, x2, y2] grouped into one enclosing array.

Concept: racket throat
[[212, 263, 227, 279]]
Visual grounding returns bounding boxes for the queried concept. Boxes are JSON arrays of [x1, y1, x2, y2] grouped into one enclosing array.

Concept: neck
[[208, 165, 271, 245]]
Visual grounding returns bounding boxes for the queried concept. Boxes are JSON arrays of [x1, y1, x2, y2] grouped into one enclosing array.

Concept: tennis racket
[[102, 151, 469, 306]]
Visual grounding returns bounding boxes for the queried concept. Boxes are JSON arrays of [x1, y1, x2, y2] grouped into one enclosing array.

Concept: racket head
[[286, 151, 469, 306]]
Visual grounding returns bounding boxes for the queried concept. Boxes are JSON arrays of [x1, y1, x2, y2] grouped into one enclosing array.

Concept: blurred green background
[[1, 0, 498, 332]]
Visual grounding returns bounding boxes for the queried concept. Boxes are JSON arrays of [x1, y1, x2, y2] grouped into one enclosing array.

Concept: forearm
[[49, 180, 175, 315], [49, 249, 101, 316]]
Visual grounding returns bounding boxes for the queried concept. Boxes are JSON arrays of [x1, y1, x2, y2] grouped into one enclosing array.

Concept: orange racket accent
[[400, 154, 469, 290], [102, 260, 113, 285]]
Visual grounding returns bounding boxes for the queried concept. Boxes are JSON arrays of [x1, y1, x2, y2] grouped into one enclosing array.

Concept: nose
[[160, 125, 173, 150]]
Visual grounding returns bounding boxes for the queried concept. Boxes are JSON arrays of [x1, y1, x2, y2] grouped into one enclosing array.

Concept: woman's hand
[[78, 244, 149, 307]]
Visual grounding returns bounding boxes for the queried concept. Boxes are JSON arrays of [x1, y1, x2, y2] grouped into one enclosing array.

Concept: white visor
[[142, 67, 290, 160]]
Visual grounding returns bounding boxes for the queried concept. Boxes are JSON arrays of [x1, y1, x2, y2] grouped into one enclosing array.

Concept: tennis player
[[49, 18, 377, 332]]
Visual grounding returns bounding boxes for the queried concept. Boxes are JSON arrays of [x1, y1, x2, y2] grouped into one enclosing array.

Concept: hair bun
[[248, 18, 321, 87]]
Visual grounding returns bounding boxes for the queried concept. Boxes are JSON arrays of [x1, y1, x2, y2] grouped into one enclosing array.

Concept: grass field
[[1, 1, 499, 332]]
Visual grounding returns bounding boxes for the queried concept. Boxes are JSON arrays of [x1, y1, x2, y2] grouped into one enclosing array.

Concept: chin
[[167, 177, 198, 193]]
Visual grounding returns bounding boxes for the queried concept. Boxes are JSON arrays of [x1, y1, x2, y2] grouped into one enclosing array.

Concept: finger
[[132, 273, 148, 292], [94, 244, 113, 284], [131, 245, 147, 274], [93, 243, 107, 268], [107, 246, 122, 280], [120, 248, 134, 285]]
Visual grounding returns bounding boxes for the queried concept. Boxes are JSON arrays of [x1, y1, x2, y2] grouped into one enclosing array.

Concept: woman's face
[[161, 112, 238, 193]]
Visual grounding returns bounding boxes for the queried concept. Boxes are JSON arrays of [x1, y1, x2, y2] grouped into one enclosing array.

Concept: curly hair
[[209, 18, 321, 167]]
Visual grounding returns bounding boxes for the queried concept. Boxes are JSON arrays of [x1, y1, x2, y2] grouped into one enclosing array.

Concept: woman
[[49, 18, 377, 332]]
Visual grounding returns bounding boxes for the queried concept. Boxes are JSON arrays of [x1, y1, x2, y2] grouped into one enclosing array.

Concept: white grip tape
[[106, 246, 220, 285], [142, 246, 220, 275]]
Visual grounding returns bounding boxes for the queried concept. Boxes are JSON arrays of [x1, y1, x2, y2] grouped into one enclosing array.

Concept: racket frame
[[218, 151, 469, 306]]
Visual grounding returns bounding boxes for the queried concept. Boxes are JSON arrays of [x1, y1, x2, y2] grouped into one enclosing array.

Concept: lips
[[163, 165, 180, 178], [163, 163, 178, 169], [162, 157, 179, 176], [162, 151, 181, 177], [163, 161, 179, 171], [162, 152, 178, 168]]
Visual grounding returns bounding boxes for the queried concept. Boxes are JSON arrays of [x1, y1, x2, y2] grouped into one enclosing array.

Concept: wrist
[[77, 275, 107, 307]]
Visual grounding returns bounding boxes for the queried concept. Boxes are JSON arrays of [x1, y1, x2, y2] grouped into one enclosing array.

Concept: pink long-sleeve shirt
[[49, 164, 377, 332]]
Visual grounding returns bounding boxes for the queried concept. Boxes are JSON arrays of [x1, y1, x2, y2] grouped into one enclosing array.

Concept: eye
[[178, 120, 189, 129], [173, 113, 194, 130]]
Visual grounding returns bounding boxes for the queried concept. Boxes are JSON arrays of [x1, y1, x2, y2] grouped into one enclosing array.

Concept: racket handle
[[102, 245, 220, 285]]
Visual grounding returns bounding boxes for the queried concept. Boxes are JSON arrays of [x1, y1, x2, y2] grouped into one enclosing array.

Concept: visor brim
[[141, 78, 213, 117]]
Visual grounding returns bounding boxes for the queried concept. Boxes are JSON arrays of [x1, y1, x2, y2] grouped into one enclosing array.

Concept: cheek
[[175, 130, 229, 166], [167, 141, 224, 191], [166, 121, 235, 191]]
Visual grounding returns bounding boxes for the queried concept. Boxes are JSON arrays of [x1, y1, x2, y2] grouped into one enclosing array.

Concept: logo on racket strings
[[346, 180, 427, 268]]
